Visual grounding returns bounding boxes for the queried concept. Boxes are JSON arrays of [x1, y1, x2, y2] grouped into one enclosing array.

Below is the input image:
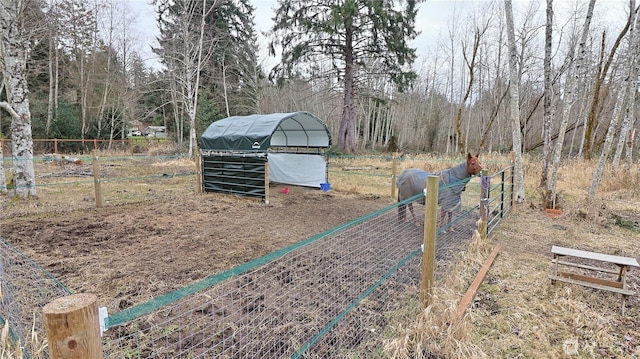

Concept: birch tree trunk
[[0, 0, 37, 197], [589, 0, 637, 200], [504, 0, 525, 202], [0, 82, 5, 192], [582, 4, 632, 159], [540, 0, 553, 188], [0, 83, 7, 194], [612, 1, 640, 169], [47, 0, 59, 136], [549, 0, 596, 194]]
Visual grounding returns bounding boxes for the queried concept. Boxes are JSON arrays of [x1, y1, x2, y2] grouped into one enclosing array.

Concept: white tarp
[[268, 153, 327, 188]]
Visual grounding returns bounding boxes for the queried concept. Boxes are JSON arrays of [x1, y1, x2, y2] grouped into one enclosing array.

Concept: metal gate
[[201, 152, 267, 199]]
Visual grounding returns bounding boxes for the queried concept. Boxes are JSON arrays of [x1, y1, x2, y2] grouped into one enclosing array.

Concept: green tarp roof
[[200, 112, 331, 151]]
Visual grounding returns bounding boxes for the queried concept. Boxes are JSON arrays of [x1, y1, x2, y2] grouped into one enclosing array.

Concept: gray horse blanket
[[396, 161, 472, 212]]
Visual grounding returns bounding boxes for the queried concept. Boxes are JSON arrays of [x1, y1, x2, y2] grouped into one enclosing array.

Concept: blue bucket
[[320, 183, 331, 192]]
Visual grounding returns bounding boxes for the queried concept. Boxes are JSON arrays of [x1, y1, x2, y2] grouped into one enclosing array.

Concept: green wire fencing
[[0, 151, 514, 358], [0, 236, 71, 353], [98, 169, 513, 358]]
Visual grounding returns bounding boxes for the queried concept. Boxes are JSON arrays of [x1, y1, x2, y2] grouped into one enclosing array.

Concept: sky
[[123, 0, 630, 71], [123, 0, 465, 70]]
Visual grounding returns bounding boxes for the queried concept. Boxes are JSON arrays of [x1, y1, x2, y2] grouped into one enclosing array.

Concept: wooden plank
[[551, 246, 639, 267], [556, 272, 624, 289], [549, 275, 635, 296], [456, 246, 501, 320], [551, 259, 620, 274]]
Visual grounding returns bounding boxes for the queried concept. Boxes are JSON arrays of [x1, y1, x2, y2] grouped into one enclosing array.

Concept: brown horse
[[397, 153, 483, 227]]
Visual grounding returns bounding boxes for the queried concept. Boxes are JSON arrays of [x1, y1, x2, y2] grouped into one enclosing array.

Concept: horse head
[[466, 153, 483, 176]]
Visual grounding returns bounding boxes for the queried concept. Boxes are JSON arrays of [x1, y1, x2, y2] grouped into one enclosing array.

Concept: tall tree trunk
[[550, 0, 596, 193], [338, 24, 356, 153], [504, 0, 525, 202], [0, 83, 5, 191], [0, 0, 37, 197], [613, 1, 640, 169], [588, 0, 636, 201], [540, 0, 554, 188], [582, 5, 632, 159], [47, 14, 55, 136]]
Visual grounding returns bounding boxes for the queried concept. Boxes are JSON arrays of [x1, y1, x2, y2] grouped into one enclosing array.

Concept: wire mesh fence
[[1, 156, 514, 358], [2, 154, 197, 213], [0, 237, 71, 347], [99, 172, 506, 358]]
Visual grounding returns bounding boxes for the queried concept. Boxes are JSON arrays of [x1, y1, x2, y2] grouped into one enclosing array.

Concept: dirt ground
[[0, 184, 392, 314]]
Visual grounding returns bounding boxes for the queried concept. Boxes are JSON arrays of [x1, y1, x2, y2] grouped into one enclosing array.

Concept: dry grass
[[0, 284, 47, 359], [380, 154, 640, 358]]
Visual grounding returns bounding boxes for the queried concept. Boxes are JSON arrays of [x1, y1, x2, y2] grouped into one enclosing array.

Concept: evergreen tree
[[201, 0, 261, 116], [269, 0, 421, 153], [153, 0, 261, 151]]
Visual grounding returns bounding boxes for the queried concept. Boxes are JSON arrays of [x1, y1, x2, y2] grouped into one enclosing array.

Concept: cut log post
[[43, 293, 103, 359]]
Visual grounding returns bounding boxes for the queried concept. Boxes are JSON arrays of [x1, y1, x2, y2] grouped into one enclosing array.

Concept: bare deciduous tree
[[612, 1, 640, 169], [504, 0, 525, 202], [582, 1, 633, 159], [540, 0, 554, 189], [589, 0, 637, 201], [548, 0, 597, 195], [0, 0, 37, 197]]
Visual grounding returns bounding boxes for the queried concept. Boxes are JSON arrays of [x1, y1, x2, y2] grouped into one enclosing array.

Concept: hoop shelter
[[200, 112, 332, 198]]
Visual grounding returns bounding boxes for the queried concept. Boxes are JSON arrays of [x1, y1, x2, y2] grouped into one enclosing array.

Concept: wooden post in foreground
[[92, 151, 103, 208], [43, 293, 103, 359], [420, 175, 439, 309], [391, 152, 398, 199]]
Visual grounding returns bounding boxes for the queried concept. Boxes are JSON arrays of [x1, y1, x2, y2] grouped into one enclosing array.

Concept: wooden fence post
[[92, 150, 103, 208], [195, 152, 202, 194], [420, 175, 439, 309], [43, 293, 103, 359], [391, 152, 397, 199]]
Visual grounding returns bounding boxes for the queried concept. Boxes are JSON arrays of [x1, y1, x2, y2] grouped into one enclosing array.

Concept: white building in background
[[143, 126, 167, 138], [127, 128, 142, 137]]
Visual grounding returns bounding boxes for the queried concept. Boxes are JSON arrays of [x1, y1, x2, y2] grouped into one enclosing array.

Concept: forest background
[[0, 0, 638, 201]]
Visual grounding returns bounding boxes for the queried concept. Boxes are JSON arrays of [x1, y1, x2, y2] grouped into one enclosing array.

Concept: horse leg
[[409, 203, 420, 226], [398, 195, 407, 222]]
